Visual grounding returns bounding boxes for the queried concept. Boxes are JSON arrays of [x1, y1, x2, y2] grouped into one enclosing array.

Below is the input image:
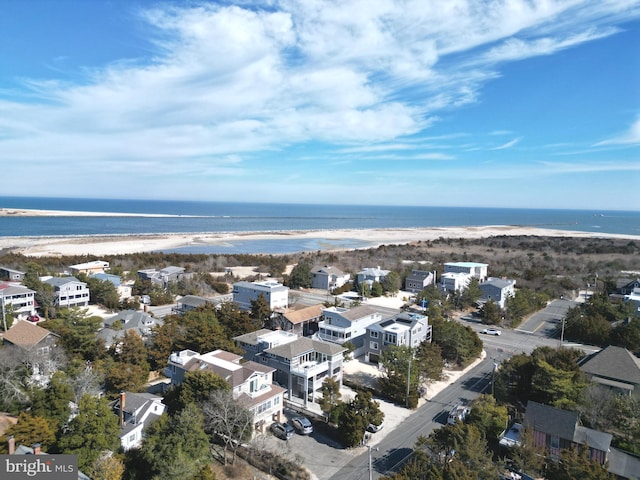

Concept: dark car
[[270, 422, 295, 440], [290, 416, 313, 435]]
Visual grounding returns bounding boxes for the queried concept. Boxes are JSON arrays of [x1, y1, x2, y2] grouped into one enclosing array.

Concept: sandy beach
[[1, 223, 639, 258]]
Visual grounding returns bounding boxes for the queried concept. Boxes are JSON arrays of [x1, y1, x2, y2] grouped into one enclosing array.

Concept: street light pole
[[406, 356, 412, 408]]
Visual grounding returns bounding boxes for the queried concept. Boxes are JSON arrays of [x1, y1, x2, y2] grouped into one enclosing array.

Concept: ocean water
[[1, 197, 638, 254]]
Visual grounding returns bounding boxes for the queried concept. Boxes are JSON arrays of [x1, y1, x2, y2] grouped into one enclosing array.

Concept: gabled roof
[[283, 304, 324, 324], [524, 401, 579, 441], [0, 283, 35, 296], [312, 266, 345, 276], [579, 345, 640, 386], [2, 320, 57, 348], [178, 295, 210, 307]]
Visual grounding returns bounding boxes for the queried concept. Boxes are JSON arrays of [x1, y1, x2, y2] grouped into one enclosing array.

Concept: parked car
[[27, 315, 40, 322], [290, 416, 313, 435], [270, 422, 294, 440], [367, 420, 384, 433], [481, 328, 502, 336]]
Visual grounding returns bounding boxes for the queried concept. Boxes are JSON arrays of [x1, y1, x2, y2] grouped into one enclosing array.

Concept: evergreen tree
[[140, 403, 211, 480], [57, 395, 121, 472], [378, 345, 420, 408], [287, 259, 313, 289], [30, 371, 74, 432], [0, 412, 55, 453], [319, 377, 342, 424]]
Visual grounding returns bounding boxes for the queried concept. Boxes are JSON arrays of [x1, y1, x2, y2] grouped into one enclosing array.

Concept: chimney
[[119, 391, 126, 427], [33, 443, 41, 455], [8, 435, 15, 455]]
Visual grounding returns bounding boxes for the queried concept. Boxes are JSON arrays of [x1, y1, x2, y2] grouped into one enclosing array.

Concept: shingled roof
[[2, 321, 57, 348], [579, 345, 640, 386], [283, 304, 324, 325]]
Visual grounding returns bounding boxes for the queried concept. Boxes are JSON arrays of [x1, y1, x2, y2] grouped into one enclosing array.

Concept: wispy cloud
[[594, 117, 640, 146], [491, 137, 522, 150]]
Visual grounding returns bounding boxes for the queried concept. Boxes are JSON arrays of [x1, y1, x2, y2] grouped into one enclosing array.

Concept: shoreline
[[1, 225, 639, 257]]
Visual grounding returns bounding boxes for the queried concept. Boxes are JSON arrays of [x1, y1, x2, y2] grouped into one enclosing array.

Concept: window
[[129, 434, 136, 442], [370, 331, 379, 338], [369, 341, 379, 350]]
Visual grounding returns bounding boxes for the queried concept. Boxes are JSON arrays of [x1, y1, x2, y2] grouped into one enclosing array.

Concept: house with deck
[[232, 280, 289, 311], [479, 277, 516, 309], [42, 276, 90, 308], [0, 282, 37, 319], [311, 266, 350, 291], [166, 348, 286, 431], [318, 305, 383, 357], [234, 329, 345, 408], [364, 312, 431, 364]]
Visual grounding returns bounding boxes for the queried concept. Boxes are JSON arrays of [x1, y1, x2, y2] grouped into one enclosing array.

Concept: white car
[[481, 328, 502, 336]]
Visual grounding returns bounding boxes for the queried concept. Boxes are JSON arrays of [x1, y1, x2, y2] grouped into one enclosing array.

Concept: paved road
[[516, 299, 577, 337]]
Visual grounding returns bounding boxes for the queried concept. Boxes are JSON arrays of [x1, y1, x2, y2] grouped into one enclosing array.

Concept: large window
[[370, 331, 379, 339], [369, 341, 379, 350]]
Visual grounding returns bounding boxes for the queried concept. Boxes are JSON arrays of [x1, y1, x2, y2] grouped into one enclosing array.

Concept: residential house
[[479, 277, 516, 309], [617, 278, 640, 295], [357, 267, 390, 288], [99, 310, 162, 348], [112, 391, 165, 450], [0, 266, 25, 282], [69, 260, 109, 275], [279, 304, 324, 336], [232, 280, 289, 311], [173, 294, 212, 315], [234, 329, 345, 407], [624, 288, 640, 317], [0, 282, 37, 319], [444, 262, 489, 281], [404, 269, 436, 293], [311, 266, 350, 291], [523, 401, 611, 465], [318, 305, 383, 357], [439, 271, 472, 295], [90, 272, 132, 300], [578, 345, 640, 398], [166, 348, 286, 431], [42, 276, 90, 308], [137, 266, 187, 288], [2, 320, 60, 384], [364, 312, 431, 364]]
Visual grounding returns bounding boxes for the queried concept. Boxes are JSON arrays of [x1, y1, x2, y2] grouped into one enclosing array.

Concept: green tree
[[319, 377, 342, 424], [378, 345, 420, 408], [250, 294, 272, 328], [383, 271, 401, 294], [414, 341, 444, 391], [431, 317, 482, 367], [0, 412, 55, 453], [43, 307, 104, 361], [466, 394, 508, 440], [371, 281, 384, 297], [458, 278, 482, 309], [164, 370, 229, 415], [479, 300, 501, 325], [30, 371, 74, 432], [140, 403, 212, 480], [508, 424, 546, 477], [546, 446, 615, 480], [337, 390, 383, 447], [57, 395, 121, 472], [85, 277, 120, 310], [287, 259, 312, 289]]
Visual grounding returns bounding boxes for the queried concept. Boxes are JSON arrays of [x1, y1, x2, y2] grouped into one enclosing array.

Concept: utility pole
[[368, 444, 378, 480], [406, 356, 412, 408], [1, 291, 6, 332]]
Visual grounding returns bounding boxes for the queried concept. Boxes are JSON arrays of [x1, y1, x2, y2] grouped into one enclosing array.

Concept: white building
[[166, 348, 286, 431], [112, 391, 165, 450], [440, 272, 473, 294], [232, 280, 289, 311], [318, 305, 383, 356], [42, 276, 90, 308], [69, 260, 110, 275], [444, 262, 488, 282], [0, 282, 37, 319], [364, 312, 432, 364]]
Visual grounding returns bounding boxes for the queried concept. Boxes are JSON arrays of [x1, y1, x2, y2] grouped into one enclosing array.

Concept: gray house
[[42, 276, 90, 308], [479, 277, 516, 309], [318, 305, 383, 357], [364, 312, 431, 364], [311, 266, 350, 291], [234, 329, 345, 407], [579, 345, 640, 398], [137, 266, 187, 288], [99, 310, 162, 347], [405, 269, 436, 293]]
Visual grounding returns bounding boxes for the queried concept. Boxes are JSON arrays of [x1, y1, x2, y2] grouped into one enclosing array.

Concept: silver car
[[291, 416, 313, 435]]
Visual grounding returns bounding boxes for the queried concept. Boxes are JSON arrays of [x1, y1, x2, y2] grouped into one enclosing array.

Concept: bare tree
[[0, 347, 31, 410], [200, 389, 254, 465], [68, 363, 105, 404]]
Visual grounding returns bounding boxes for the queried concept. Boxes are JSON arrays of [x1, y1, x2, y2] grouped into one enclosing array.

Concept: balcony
[[291, 361, 330, 378]]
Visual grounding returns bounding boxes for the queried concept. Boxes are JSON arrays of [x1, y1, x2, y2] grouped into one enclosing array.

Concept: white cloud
[[1, 0, 639, 199], [491, 137, 522, 150], [594, 117, 640, 146]]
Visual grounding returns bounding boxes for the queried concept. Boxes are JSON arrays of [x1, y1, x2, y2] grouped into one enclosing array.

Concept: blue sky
[[1, 1, 639, 210]]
